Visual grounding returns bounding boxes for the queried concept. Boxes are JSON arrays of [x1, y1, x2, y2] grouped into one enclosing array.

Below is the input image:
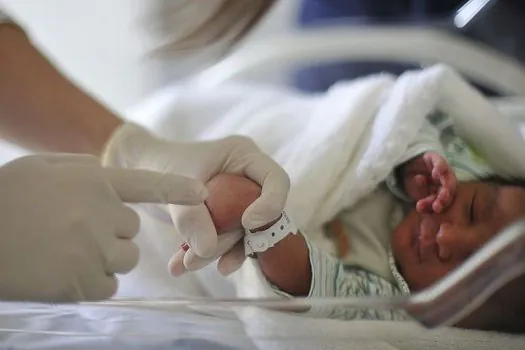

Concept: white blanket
[[130, 64, 525, 252], [122, 65, 525, 349]]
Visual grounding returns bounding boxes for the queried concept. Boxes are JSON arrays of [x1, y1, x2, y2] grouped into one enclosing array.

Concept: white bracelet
[[244, 211, 298, 256]]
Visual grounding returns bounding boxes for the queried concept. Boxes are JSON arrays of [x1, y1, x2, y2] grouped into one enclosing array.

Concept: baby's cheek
[[205, 174, 262, 233]]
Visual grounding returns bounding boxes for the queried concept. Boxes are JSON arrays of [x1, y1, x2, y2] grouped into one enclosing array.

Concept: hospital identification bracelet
[[244, 211, 298, 256]]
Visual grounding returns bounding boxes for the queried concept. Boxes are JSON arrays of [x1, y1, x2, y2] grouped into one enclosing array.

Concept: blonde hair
[[146, 0, 276, 57]]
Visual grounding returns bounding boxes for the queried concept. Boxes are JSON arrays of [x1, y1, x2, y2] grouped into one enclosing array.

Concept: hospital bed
[[3, 6, 525, 350]]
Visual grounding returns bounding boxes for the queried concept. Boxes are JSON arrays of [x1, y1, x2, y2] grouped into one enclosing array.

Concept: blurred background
[[0, 0, 299, 115], [2, 1, 525, 110], [1, 0, 525, 130]]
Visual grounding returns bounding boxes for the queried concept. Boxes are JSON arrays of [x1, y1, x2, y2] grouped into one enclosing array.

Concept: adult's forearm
[[0, 23, 121, 155], [257, 232, 311, 296]]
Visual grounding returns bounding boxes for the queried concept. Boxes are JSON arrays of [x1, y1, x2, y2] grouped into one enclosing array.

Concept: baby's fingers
[[443, 171, 457, 197], [432, 188, 449, 213], [405, 174, 430, 201], [424, 152, 446, 174], [435, 175, 456, 213], [428, 154, 454, 189], [433, 180, 457, 213], [431, 163, 451, 187], [414, 175, 430, 197], [416, 194, 437, 214]]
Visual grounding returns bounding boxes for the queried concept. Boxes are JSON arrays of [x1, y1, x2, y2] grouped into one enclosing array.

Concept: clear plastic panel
[[75, 218, 525, 328], [1, 220, 525, 349]]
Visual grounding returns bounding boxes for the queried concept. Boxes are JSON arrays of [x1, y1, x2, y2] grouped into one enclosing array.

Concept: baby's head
[[392, 177, 525, 332], [392, 177, 525, 291]]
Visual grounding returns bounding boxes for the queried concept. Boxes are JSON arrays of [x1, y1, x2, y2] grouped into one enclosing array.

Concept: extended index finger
[[103, 168, 207, 205]]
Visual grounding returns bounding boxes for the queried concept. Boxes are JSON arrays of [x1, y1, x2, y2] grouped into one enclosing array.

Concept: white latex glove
[[102, 123, 290, 275], [170, 231, 247, 277], [0, 154, 206, 302]]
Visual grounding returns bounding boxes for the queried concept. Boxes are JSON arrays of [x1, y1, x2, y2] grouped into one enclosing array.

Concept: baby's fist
[[402, 152, 457, 213], [170, 174, 262, 277], [205, 174, 262, 233]]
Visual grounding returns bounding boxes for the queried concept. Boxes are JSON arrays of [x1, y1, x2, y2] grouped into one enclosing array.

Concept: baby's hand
[[402, 152, 457, 213], [170, 173, 263, 277]]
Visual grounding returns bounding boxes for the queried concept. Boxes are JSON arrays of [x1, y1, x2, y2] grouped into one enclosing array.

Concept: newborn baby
[[196, 161, 525, 331], [173, 113, 525, 331]]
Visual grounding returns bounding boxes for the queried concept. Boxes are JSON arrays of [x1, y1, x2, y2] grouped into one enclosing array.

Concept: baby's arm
[[258, 230, 407, 320], [260, 233, 407, 320], [255, 230, 311, 296], [200, 174, 407, 321], [195, 173, 312, 295]]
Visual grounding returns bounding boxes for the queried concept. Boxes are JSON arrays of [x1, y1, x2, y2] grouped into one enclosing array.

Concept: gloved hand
[[102, 123, 290, 274], [0, 154, 206, 302], [170, 173, 269, 277]]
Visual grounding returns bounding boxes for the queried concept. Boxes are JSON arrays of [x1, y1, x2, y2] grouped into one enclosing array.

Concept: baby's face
[[392, 181, 525, 291]]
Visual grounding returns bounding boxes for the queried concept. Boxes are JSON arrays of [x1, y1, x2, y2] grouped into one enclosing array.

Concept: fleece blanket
[[122, 65, 525, 350], [132, 64, 525, 246]]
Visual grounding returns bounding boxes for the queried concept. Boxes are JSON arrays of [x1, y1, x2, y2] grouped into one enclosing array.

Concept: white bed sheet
[[0, 302, 257, 350]]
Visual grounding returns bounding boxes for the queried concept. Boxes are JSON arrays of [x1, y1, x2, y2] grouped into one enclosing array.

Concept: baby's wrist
[[245, 216, 281, 259], [244, 211, 298, 256], [248, 216, 281, 233]]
